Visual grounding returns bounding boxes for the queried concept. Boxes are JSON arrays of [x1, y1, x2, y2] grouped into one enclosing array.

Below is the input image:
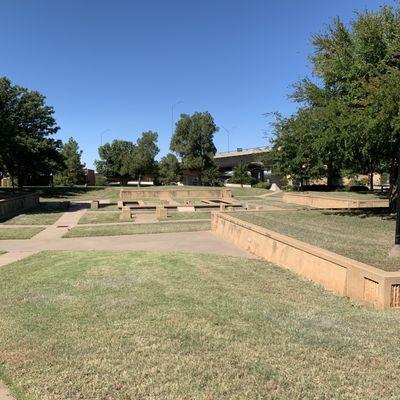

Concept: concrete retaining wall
[[211, 211, 400, 309], [120, 188, 232, 200], [283, 192, 388, 209], [0, 193, 39, 219]]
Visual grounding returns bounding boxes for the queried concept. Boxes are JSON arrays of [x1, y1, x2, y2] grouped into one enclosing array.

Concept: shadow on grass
[[320, 208, 392, 219]]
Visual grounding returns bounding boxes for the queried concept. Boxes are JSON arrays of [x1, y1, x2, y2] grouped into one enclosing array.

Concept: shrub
[[253, 182, 271, 189]]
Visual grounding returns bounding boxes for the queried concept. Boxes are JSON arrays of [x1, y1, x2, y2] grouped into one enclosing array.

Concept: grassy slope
[[78, 211, 126, 224], [1, 186, 269, 202], [233, 210, 400, 271], [303, 191, 388, 199], [64, 220, 211, 237], [167, 211, 211, 220], [1, 203, 66, 225], [1, 251, 400, 399], [0, 227, 44, 240]]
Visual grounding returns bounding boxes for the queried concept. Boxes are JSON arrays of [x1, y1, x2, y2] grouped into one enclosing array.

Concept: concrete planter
[[283, 192, 388, 209], [120, 188, 232, 200], [211, 211, 400, 309], [0, 193, 39, 220]]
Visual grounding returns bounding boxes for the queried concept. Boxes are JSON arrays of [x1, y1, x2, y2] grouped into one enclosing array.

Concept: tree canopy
[[0, 77, 63, 188], [231, 162, 251, 187], [54, 138, 86, 186], [158, 153, 182, 185], [95, 132, 159, 186], [170, 112, 218, 185], [271, 5, 400, 199]]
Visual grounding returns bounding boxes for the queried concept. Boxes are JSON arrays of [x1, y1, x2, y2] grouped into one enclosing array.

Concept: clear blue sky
[[1, 0, 396, 169]]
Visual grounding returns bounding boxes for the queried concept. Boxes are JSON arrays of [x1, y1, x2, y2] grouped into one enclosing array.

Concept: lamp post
[[171, 101, 183, 136], [221, 125, 236, 152]]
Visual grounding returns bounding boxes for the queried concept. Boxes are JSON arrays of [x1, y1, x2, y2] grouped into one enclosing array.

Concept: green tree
[[202, 165, 221, 186], [0, 77, 63, 188], [170, 111, 218, 185], [54, 138, 86, 186], [158, 153, 182, 185], [231, 163, 250, 187], [95, 140, 136, 186], [308, 6, 400, 201], [273, 5, 400, 200], [132, 131, 159, 186]]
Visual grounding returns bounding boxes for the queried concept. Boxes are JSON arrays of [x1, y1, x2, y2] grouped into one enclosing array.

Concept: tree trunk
[[389, 160, 397, 212], [326, 164, 338, 190], [138, 174, 141, 188], [370, 170, 374, 192], [327, 166, 334, 191], [10, 173, 15, 192]]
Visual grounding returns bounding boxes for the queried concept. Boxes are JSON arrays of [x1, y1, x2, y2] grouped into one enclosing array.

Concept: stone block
[[91, 200, 99, 209], [117, 200, 124, 209], [156, 206, 168, 220], [120, 206, 132, 221], [177, 206, 195, 212], [220, 203, 226, 211]]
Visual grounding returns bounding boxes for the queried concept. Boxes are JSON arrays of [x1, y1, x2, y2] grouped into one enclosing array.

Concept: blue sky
[[1, 0, 396, 169]]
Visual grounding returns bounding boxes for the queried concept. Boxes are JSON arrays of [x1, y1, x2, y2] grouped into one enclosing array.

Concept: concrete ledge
[[120, 188, 232, 200], [211, 211, 400, 309], [283, 192, 388, 209], [0, 193, 39, 220]]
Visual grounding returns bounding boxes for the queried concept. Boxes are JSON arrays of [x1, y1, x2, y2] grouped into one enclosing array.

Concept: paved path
[[0, 251, 38, 267], [0, 231, 252, 258], [0, 203, 253, 265], [0, 382, 13, 400]]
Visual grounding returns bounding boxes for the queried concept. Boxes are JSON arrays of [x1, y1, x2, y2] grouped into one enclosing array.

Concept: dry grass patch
[[1, 251, 400, 399], [64, 220, 210, 237], [1, 202, 66, 225], [233, 210, 400, 271], [0, 227, 44, 240], [78, 211, 128, 225], [167, 211, 211, 220]]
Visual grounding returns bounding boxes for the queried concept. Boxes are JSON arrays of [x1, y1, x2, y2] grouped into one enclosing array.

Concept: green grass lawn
[[64, 220, 211, 237], [78, 211, 128, 224], [236, 193, 306, 210], [1, 202, 66, 225], [92, 204, 120, 211], [1, 186, 269, 202], [0, 227, 44, 239], [301, 191, 388, 199], [1, 251, 400, 399], [167, 211, 211, 220], [233, 210, 400, 271], [230, 187, 270, 196]]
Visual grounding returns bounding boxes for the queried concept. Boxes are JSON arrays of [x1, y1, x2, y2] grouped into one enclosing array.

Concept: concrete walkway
[[0, 251, 38, 267], [0, 203, 253, 266], [0, 382, 13, 400], [0, 231, 252, 258]]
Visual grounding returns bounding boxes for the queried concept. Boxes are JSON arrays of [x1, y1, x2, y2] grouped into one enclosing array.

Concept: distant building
[[214, 146, 272, 182], [85, 169, 96, 186]]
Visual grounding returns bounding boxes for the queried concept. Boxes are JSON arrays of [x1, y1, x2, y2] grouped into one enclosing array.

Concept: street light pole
[[171, 101, 183, 136], [221, 125, 236, 152]]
